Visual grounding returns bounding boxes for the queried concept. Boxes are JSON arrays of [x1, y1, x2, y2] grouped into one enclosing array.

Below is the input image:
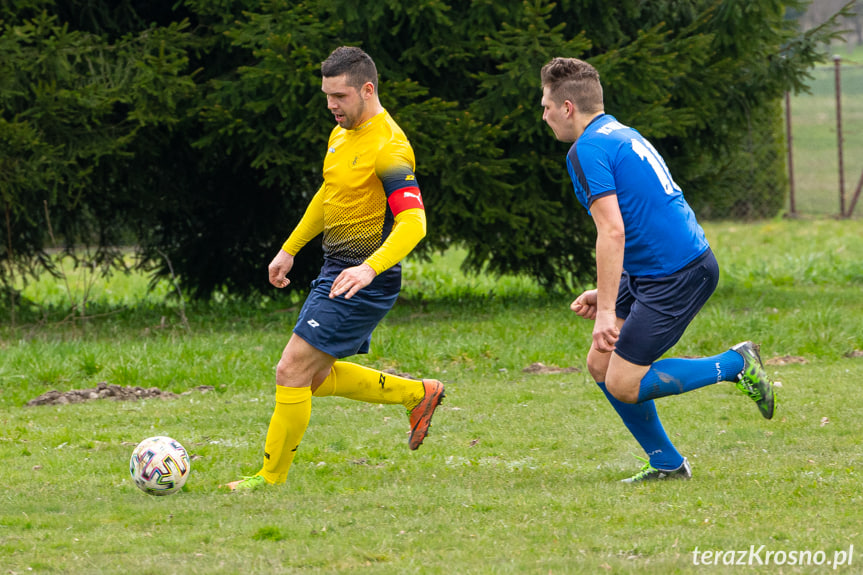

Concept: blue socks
[[637, 350, 744, 403], [596, 381, 684, 471], [597, 350, 745, 471]]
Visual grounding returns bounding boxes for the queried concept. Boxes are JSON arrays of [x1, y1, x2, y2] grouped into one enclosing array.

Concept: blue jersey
[[566, 114, 709, 277]]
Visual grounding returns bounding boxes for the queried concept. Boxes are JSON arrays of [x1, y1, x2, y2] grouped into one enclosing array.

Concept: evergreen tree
[[0, 0, 852, 299]]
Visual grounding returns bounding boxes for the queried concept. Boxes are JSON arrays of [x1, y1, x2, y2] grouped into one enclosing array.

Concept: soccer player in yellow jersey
[[225, 47, 444, 491]]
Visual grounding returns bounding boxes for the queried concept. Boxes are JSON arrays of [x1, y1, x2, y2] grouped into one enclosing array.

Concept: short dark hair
[[540, 57, 603, 114], [321, 46, 378, 94]]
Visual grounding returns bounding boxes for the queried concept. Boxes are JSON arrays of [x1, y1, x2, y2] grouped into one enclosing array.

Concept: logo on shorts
[[307, 319, 320, 328]]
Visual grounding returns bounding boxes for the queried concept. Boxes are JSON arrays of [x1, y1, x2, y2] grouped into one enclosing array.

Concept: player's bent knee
[[275, 359, 295, 385], [588, 364, 606, 385], [605, 379, 639, 404], [586, 354, 609, 383]]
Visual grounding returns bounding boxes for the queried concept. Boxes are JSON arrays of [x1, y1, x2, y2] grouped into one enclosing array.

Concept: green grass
[[2, 219, 863, 573], [788, 45, 863, 217]]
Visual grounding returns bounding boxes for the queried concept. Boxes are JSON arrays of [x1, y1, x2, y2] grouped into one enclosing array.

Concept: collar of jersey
[[348, 110, 387, 133], [585, 112, 608, 132]]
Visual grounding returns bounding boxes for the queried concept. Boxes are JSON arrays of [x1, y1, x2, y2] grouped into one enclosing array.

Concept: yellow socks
[[312, 361, 425, 411], [255, 363, 425, 485], [257, 385, 311, 485]]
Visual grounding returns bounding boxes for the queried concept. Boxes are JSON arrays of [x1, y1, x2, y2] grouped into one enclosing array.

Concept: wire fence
[[786, 54, 863, 219]]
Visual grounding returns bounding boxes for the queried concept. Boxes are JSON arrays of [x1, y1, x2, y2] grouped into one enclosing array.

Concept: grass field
[[1, 218, 862, 574], [788, 44, 863, 217]]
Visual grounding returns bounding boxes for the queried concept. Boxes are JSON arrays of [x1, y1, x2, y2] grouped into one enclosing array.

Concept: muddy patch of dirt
[[26, 382, 215, 407], [765, 355, 808, 366], [521, 362, 581, 375]]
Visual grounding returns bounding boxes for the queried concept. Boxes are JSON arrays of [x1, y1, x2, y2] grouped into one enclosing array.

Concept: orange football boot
[[408, 379, 445, 450]]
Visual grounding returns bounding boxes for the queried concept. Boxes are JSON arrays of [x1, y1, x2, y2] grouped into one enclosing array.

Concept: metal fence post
[[834, 55, 845, 217], [848, 170, 863, 218]]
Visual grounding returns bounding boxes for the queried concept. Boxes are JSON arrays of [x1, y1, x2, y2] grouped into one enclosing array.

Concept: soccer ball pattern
[[129, 436, 190, 496]]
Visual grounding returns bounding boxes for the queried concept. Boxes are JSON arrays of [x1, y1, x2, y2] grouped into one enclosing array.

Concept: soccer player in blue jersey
[[540, 57, 775, 482], [225, 47, 444, 491]]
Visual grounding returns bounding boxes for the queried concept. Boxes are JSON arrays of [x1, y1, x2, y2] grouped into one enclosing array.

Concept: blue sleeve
[[567, 142, 617, 213]]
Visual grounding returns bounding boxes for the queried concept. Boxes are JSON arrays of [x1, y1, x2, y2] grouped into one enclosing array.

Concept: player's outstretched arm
[[330, 208, 426, 300], [272, 188, 325, 289], [589, 195, 625, 353], [364, 208, 426, 274], [281, 189, 325, 257]]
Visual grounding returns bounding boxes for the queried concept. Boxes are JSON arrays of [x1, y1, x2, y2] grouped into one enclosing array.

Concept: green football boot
[[621, 456, 692, 483], [224, 474, 268, 492], [731, 341, 776, 419]]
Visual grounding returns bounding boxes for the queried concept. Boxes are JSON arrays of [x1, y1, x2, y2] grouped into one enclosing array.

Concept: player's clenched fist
[[571, 289, 598, 320], [268, 249, 294, 288]]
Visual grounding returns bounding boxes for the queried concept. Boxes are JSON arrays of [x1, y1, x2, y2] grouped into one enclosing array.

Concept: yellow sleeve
[[281, 188, 324, 255], [363, 208, 426, 275]]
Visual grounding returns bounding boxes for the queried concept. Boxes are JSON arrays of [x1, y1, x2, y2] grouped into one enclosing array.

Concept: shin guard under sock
[[597, 381, 684, 471], [258, 385, 312, 484]]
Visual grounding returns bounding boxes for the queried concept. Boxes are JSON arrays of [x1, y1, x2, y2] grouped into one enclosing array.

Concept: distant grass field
[[1, 219, 862, 574], [788, 44, 863, 217]]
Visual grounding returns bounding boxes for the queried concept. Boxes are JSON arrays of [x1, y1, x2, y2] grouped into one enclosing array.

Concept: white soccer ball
[[129, 436, 191, 496]]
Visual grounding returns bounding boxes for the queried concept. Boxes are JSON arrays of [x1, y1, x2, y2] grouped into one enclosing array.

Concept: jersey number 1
[[631, 138, 680, 196]]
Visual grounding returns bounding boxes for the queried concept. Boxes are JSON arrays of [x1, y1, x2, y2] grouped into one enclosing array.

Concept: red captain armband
[[387, 185, 424, 215]]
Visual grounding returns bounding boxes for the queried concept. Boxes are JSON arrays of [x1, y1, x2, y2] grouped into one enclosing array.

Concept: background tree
[[0, 6, 195, 300], [798, 0, 861, 47], [0, 0, 852, 302]]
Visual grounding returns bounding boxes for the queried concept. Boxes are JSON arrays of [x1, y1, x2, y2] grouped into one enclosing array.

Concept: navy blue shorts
[[293, 276, 399, 359], [614, 249, 719, 366]]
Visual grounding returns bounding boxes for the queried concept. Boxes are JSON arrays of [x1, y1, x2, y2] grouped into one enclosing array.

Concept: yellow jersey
[[283, 110, 426, 278]]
